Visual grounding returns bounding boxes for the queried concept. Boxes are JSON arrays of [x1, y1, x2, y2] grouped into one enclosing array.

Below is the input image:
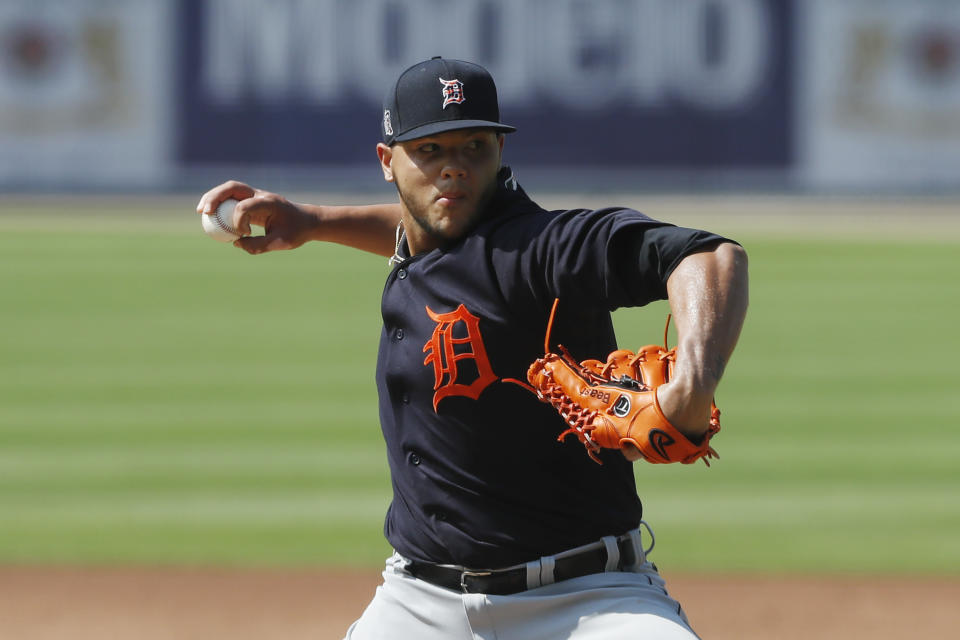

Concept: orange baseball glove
[[526, 344, 719, 465], [515, 303, 719, 465]]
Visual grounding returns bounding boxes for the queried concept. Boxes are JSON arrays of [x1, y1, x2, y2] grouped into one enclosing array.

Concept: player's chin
[[431, 207, 480, 237], [430, 224, 471, 246]]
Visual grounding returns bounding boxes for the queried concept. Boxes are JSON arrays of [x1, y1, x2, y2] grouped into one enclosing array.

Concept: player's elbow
[[678, 241, 749, 290], [711, 241, 749, 302], [729, 241, 748, 266], [716, 240, 748, 268], [726, 242, 749, 297]]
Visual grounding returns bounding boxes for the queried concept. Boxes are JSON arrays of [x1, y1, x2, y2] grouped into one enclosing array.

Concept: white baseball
[[202, 198, 242, 242]]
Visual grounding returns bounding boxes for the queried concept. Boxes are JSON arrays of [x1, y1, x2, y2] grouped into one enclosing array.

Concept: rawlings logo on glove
[[513, 300, 719, 466]]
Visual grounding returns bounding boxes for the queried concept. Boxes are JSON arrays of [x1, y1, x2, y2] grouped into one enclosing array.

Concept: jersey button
[[395, 328, 404, 341], [408, 452, 421, 465], [434, 511, 448, 522], [397, 268, 407, 280], [401, 392, 410, 404]]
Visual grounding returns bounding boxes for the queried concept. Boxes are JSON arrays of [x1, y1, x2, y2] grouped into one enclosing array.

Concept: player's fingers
[[232, 231, 297, 255], [233, 193, 296, 237], [232, 197, 274, 237], [232, 235, 271, 254], [196, 181, 256, 215], [232, 198, 259, 237]]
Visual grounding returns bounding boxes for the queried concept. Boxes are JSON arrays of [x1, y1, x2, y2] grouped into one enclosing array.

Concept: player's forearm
[[661, 242, 749, 435], [305, 203, 402, 257]]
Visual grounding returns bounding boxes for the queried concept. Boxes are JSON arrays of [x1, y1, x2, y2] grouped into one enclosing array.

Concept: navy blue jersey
[[376, 167, 730, 568]]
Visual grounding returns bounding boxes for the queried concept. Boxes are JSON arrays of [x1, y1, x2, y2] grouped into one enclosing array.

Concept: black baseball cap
[[381, 57, 516, 145]]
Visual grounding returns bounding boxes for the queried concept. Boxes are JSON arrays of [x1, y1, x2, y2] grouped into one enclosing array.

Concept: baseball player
[[198, 57, 748, 639]]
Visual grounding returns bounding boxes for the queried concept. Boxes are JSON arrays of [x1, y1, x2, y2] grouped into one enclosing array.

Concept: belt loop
[[525, 560, 542, 590], [639, 520, 656, 557], [601, 535, 619, 572], [540, 555, 556, 586]]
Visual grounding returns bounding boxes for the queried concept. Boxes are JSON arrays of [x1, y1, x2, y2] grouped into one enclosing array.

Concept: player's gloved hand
[[196, 180, 319, 254], [525, 342, 720, 466]]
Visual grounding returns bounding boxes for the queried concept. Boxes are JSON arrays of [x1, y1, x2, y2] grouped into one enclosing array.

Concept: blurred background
[[1, 0, 958, 579], [1, 0, 958, 193]]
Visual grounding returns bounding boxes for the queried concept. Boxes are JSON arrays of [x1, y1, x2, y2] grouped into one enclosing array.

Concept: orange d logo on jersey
[[423, 304, 497, 411]]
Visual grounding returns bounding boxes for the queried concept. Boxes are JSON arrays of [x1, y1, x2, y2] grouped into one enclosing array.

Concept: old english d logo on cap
[[440, 78, 465, 108]]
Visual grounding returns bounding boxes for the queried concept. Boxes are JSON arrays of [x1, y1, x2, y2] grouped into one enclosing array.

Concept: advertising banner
[[177, 0, 794, 171], [0, 0, 173, 187], [798, 0, 960, 188]]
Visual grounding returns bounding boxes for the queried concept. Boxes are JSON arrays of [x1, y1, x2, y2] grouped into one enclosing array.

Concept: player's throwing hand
[[196, 180, 318, 254]]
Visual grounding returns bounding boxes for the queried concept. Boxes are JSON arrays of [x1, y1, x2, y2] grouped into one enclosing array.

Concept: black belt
[[403, 533, 641, 596]]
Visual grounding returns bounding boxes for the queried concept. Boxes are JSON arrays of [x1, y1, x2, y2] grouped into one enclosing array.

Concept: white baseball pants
[[344, 533, 699, 639]]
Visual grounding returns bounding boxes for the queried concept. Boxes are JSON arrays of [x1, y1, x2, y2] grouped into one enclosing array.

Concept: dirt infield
[[1, 567, 956, 639]]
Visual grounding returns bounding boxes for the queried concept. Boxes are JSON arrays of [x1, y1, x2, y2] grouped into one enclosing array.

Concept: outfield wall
[[0, 0, 958, 192]]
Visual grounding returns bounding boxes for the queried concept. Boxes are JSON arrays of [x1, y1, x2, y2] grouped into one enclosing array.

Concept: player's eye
[[418, 143, 438, 153]]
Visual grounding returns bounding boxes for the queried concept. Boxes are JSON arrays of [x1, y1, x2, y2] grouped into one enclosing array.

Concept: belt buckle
[[460, 569, 492, 593]]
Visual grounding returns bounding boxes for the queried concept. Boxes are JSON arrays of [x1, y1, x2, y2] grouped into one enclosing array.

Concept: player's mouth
[[436, 190, 467, 206]]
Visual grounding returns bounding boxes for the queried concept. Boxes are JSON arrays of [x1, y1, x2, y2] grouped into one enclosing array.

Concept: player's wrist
[[671, 340, 726, 392], [296, 203, 331, 242], [655, 381, 714, 442]]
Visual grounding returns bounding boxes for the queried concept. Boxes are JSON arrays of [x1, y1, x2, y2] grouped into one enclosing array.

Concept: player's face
[[378, 129, 504, 253]]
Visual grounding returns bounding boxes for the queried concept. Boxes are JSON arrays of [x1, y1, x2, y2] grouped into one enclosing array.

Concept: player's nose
[[440, 150, 469, 179], [440, 162, 467, 179]]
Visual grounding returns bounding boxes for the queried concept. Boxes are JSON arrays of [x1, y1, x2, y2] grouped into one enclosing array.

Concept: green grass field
[[1, 198, 958, 575]]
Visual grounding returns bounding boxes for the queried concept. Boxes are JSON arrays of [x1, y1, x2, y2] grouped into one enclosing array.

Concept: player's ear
[[377, 143, 395, 183]]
